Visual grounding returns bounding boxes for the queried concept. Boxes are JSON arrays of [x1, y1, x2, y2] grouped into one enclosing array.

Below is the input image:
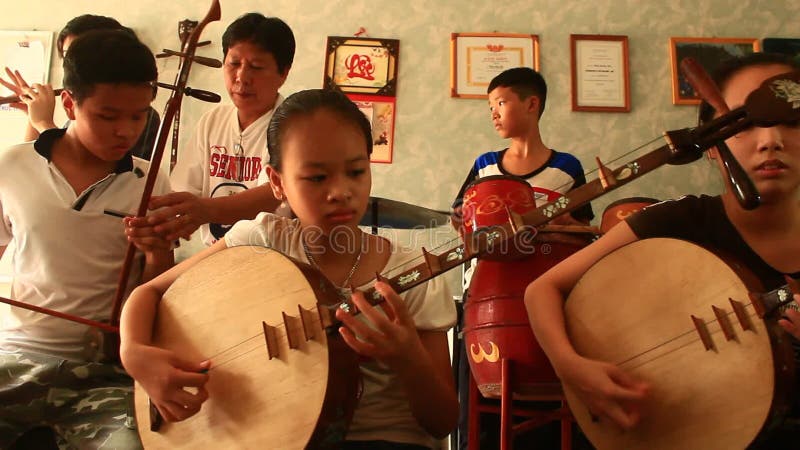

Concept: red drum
[[461, 175, 536, 232], [464, 243, 586, 398], [600, 197, 659, 234], [461, 175, 590, 397], [460, 175, 559, 260]]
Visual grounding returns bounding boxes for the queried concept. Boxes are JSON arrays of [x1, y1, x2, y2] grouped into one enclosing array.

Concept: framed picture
[[669, 37, 760, 105], [347, 94, 396, 164], [450, 32, 539, 99], [0, 30, 53, 112], [763, 37, 800, 62], [570, 34, 630, 112], [324, 36, 399, 96]]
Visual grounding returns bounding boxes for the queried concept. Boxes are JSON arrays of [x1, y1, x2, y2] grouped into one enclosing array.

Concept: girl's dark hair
[[222, 13, 295, 74], [56, 14, 133, 58], [267, 89, 373, 171], [62, 30, 157, 104], [698, 52, 800, 125]]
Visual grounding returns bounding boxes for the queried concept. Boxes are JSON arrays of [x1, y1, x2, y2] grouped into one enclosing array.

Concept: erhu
[[0, 0, 223, 353]]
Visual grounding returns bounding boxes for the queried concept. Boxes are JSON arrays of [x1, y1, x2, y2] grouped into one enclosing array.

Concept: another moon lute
[[133, 246, 361, 449], [563, 238, 795, 450]]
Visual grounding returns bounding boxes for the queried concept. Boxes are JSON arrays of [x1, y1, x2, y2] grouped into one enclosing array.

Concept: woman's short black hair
[[222, 13, 295, 74]]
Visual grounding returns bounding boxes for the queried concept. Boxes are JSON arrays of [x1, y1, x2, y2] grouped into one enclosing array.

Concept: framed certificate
[[570, 34, 630, 112], [450, 32, 539, 99]]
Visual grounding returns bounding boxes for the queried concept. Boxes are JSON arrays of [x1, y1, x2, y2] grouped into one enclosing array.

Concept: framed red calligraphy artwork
[[323, 36, 399, 96]]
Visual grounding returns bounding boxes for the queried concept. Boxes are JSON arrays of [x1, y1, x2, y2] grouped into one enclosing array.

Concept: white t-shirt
[[171, 97, 282, 246], [0, 128, 172, 361], [225, 213, 456, 448]]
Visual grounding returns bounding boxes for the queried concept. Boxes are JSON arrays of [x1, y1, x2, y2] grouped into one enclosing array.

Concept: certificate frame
[[570, 34, 630, 112], [669, 37, 760, 105], [450, 32, 539, 99], [323, 36, 399, 96]]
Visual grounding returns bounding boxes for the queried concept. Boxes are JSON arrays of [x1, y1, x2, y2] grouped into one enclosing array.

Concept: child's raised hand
[[335, 281, 425, 369], [21, 82, 57, 133], [120, 342, 211, 422], [0, 67, 30, 112]]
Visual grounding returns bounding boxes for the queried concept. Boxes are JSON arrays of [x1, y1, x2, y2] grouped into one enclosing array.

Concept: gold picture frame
[[323, 36, 399, 96], [669, 37, 760, 105]]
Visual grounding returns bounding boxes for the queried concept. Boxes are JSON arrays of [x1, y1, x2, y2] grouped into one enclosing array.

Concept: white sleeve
[[224, 212, 299, 253], [0, 158, 11, 245], [170, 114, 208, 196], [256, 167, 270, 186], [0, 196, 10, 246], [402, 274, 456, 332], [153, 166, 173, 196]]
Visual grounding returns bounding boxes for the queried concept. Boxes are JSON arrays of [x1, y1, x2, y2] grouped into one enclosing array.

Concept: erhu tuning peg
[[156, 82, 221, 103], [158, 48, 222, 68]]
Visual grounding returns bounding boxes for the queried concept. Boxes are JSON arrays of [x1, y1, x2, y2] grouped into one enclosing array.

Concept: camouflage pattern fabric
[[0, 351, 142, 450]]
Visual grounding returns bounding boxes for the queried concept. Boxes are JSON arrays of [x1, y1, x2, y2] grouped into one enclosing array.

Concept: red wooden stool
[[467, 358, 573, 450]]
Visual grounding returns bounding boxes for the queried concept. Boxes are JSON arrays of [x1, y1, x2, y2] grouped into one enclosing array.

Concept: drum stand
[[467, 359, 573, 450]]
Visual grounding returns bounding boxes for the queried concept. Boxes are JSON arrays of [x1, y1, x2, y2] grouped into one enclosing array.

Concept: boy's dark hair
[[268, 89, 372, 171], [62, 30, 157, 105], [487, 67, 547, 117], [222, 13, 295, 75], [56, 14, 133, 58], [698, 52, 800, 125]]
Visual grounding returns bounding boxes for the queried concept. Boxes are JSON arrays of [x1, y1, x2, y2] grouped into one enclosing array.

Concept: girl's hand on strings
[[335, 281, 425, 370]]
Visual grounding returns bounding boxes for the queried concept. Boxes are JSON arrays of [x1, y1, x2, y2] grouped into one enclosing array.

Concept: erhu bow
[[109, 0, 222, 328], [0, 89, 65, 105]]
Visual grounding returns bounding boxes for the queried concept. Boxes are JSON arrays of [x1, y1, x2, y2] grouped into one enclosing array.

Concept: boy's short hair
[[488, 67, 547, 117], [222, 13, 295, 75], [62, 30, 157, 105], [56, 14, 133, 58], [698, 52, 800, 125]]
